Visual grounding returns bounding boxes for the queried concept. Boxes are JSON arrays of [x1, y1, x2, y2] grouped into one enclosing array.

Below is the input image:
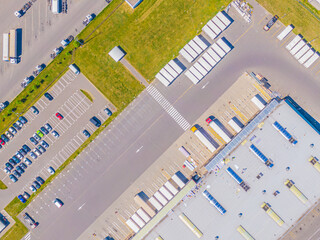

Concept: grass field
[[75, 0, 231, 84], [256, 0, 320, 50], [0, 180, 7, 189]]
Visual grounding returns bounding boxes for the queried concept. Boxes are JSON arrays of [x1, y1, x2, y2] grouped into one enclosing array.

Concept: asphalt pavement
[[13, 1, 320, 240], [0, 0, 109, 104]]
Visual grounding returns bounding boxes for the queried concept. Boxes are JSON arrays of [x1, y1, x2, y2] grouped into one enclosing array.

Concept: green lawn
[[0, 180, 7, 189], [75, 0, 231, 86], [0, 217, 28, 240], [256, 0, 320, 50]]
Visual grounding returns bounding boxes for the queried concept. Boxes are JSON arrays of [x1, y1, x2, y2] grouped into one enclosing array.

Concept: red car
[[0, 139, 5, 145], [55, 113, 63, 120]]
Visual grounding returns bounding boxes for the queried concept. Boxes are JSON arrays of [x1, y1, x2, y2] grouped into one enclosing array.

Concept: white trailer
[[189, 66, 203, 80], [286, 35, 302, 50], [184, 160, 195, 171], [168, 60, 183, 74], [9, 29, 17, 64], [156, 72, 170, 87], [194, 62, 208, 76], [185, 70, 199, 84], [179, 146, 191, 158], [217, 12, 231, 26], [228, 117, 243, 133], [294, 44, 310, 60], [198, 57, 212, 71], [164, 181, 178, 195], [159, 186, 173, 200], [131, 213, 145, 228], [52, 0, 61, 14], [164, 64, 178, 78], [154, 191, 168, 206], [191, 125, 217, 152], [304, 52, 320, 68], [148, 196, 163, 211], [212, 16, 226, 31], [206, 49, 221, 63], [216, 38, 231, 53], [179, 48, 193, 62], [202, 25, 217, 40], [251, 95, 266, 110], [277, 25, 294, 41], [290, 39, 306, 55], [202, 52, 217, 67], [207, 20, 222, 35], [160, 68, 174, 83], [298, 49, 315, 64], [188, 40, 202, 55], [184, 44, 198, 59], [172, 174, 185, 189], [2, 33, 9, 62], [126, 219, 140, 233], [193, 35, 208, 51], [206, 118, 231, 143], [136, 208, 151, 223], [211, 43, 226, 58]]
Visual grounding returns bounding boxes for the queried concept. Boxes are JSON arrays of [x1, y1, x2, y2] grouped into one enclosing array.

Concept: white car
[[48, 167, 55, 175], [51, 130, 59, 138], [33, 149, 41, 156], [53, 198, 63, 208]]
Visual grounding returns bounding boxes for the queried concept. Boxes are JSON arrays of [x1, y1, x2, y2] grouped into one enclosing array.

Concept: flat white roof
[[108, 46, 126, 62], [146, 100, 320, 240]]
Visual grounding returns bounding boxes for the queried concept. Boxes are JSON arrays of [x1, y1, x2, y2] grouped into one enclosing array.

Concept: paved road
[[20, 1, 320, 240], [0, 72, 111, 208], [0, 0, 109, 104]]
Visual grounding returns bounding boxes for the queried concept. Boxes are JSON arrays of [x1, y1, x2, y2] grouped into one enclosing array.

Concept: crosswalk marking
[[24, 232, 31, 240], [147, 85, 191, 131]]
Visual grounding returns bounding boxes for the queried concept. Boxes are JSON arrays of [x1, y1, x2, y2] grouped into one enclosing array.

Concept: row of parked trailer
[[2, 29, 18, 64], [283, 31, 319, 68], [202, 11, 232, 40], [126, 172, 187, 234], [185, 37, 233, 84]]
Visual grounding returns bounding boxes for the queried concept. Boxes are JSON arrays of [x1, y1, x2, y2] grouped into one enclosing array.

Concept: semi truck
[[9, 29, 18, 64], [206, 117, 232, 143], [2, 33, 9, 62], [191, 125, 217, 152], [14, 2, 32, 18]]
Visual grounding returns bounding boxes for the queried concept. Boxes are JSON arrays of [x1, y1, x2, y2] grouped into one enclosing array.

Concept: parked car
[[36, 130, 44, 138], [9, 127, 17, 134], [53, 198, 64, 208], [44, 92, 53, 101], [23, 192, 30, 199], [33, 181, 41, 189], [19, 149, 27, 157], [16, 152, 24, 160], [31, 106, 39, 115], [40, 140, 49, 148], [9, 174, 18, 183], [29, 137, 38, 146], [13, 170, 21, 178], [48, 167, 55, 175], [12, 156, 20, 164], [44, 123, 52, 132], [51, 130, 59, 138], [37, 145, 46, 154], [0, 139, 5, 146], [104, 108, 112, 116], [36, 177, 45, 185], [22, 144, 31, 153], [23, 213, 38, 228], [1, 134, 9, 143], [40, 127, 49, 135], [33, 133, 41, 141], [24, 158, 32, 165], [55, 112, 63, 120], [16, 120, 23, 128], [12, 123, 21, 131], [5, 162, 13, 171], [33, 148, 42, 156], [19, 116, 28, 124], [9, 159, 17, 166], [90, 116, 101, 127], [29, 152, 37, 159], [3, 167, 10, 174], [5, 131, 14, 139], [29, 185, 37, 192], [83, 130, 90, 138], [18, 195, 26, 203], [16, 166, 24, 175], [20, 162, 28, 170]]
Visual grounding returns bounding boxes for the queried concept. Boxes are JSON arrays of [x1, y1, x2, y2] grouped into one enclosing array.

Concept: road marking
[[234, 19, 254, 45], [201, 82, 209, 89], [136, 146, 143, 153], [147, 85, 190, 131]]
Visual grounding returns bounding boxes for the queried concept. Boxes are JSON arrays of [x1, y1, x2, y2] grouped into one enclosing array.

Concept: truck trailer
[[2, 33, 9, 62], [191, 125, 217, 152], [9, 29, 17, 64]]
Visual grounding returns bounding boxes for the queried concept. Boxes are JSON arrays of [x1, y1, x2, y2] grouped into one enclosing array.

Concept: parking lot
[[0, 71, 113, 203]]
